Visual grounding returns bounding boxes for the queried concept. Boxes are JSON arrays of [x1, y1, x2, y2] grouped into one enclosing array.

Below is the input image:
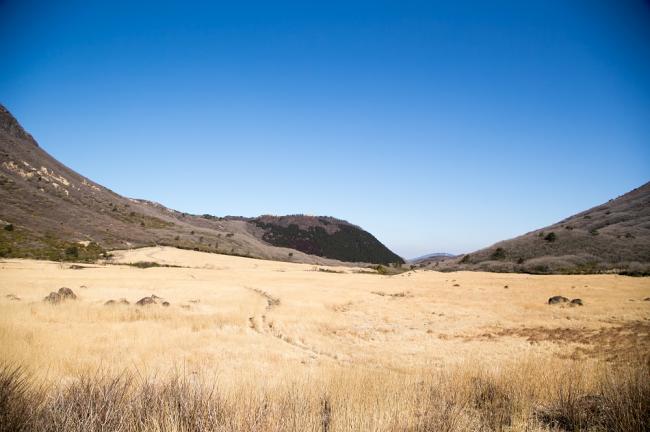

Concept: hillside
[[252, 215, 404, 265], [422, 183, 650, 274], [408, 252, 455, 264], [0, 104, 401, 265]]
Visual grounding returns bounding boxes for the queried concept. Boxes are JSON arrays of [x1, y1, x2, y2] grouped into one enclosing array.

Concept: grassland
[[1, 246, 649, 431]]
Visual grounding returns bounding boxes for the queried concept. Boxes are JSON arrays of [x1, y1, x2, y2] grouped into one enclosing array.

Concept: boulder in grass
[[57, 287, 77, 300], [44, 292, 62, 303], [136, 296, 157, 306], [570, 298, 583, 306], [162, 301, 170, 307], [44, 287, 77, 304], [548, 296, 569, 305], [105, 298, 130, 306]]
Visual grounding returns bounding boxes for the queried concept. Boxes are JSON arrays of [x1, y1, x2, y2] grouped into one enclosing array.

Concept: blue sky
[[1, 1, 649, 258]]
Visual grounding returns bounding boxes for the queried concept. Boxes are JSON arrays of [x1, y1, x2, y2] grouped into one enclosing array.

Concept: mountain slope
[[252, 215, 404, 265], [426, 183, 650, 274], [409, 252, 455, 264], [0, 104, 401, 265]]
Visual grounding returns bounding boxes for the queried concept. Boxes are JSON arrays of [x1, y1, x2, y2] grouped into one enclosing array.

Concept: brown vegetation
[[0, 356, 648, 432], [1, 250, 649, 430]]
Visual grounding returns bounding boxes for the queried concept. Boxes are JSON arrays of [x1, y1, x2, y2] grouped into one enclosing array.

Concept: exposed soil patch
[[464, 321, 650, 361]]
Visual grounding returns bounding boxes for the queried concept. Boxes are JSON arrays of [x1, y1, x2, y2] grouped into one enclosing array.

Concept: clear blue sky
[[1, 1, 649, 258]]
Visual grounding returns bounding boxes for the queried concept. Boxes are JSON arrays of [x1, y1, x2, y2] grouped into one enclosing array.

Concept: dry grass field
[[1, 246, 649, 431]]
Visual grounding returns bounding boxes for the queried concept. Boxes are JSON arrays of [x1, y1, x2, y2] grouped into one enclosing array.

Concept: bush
[[478, 261, 515, 273], [375, 265, 387, 275], [544, 232, 557, 242], [64, 246, 79, 258], [3, 224, 14, 232], [490, 247, 506, 260]]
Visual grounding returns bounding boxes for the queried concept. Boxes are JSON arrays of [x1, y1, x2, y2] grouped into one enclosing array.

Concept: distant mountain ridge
[[424, 183, 650, 274], [0, 104, 402, 265], [409, 252, 455, 264]]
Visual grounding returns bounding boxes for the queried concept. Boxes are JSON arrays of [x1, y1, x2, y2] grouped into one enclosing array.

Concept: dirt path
[[244, 287, 341, 362]]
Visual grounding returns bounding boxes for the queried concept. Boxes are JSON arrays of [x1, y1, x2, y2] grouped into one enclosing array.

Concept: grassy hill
[[422, 182, 650, 274], [253, 215, 404, 265], [0, 104, 401, 265]]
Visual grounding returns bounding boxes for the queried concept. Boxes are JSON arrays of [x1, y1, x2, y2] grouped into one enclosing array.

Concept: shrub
[[4, 224, 14, 231], [64, 246, 79, 258], [544, 232, 557, 242], [125, 261, 180, 269], [375, 265, 387, 275], [490, 247, 506, 260]]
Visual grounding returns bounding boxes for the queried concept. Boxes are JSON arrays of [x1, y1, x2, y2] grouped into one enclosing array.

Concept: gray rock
[[136, 296, 157, 306], [44, 287, 77, 304], [57, 287, 77, 300], [548, 296, 569, 305], [44, 292, 62, 303]]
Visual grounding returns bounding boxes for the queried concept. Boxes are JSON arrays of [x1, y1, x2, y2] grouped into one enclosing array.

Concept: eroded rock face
[[548, 296, 569, 305], [44, 287, 77, 304]]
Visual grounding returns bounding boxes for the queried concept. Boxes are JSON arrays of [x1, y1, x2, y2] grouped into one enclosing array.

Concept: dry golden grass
[[1, 246, 649, 431]]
